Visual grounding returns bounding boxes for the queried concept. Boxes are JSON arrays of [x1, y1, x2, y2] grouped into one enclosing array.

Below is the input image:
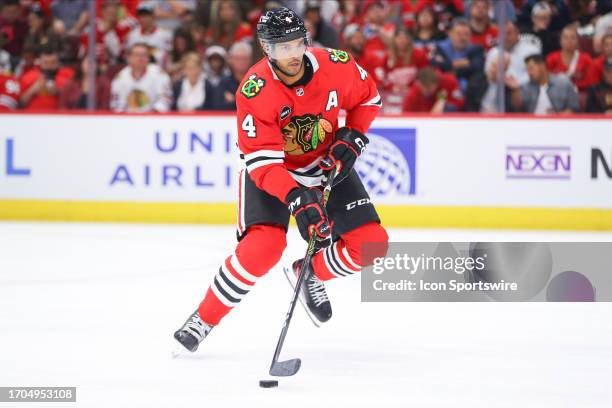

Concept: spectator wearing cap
[[546, 24, 594, 91], [303, 0, 338, 49], [379, 27, 429, 114], [467, 0, 497, 50], [593, 12, 612, 54], [342, 23, 366, 63], [586, 59, 612, 113], [403, 67, 464, 113], [204, 45, 229, 87], [126, 3, 172, 65], [0, 0, 29, 59], [465, 51, 520, 112], [110, 42, 171, 112], [171, 52, 213, 112], [50, 0, 88, 36], [59, 55, 111, 110], [517, 0, 571, 34], [413, 5, 447, 53], [591, 33, 612, 84], [520, 1, 559, 57], [206, 0, 252, 50], [19, 45, 75, 110], [513, 54, 579, 114], [207, 41, 253, 111], [432, 17, 484, 92], [486, 22, 541, 85]]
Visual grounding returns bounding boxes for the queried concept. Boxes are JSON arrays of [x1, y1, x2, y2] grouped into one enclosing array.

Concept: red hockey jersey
[[235, 47, 381, 203]]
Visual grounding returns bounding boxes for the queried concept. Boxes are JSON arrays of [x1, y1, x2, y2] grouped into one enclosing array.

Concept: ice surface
[[1, 222, 611, 408]]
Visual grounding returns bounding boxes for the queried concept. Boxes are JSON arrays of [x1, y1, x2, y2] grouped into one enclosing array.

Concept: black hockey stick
[[268, 166, 338, 377]]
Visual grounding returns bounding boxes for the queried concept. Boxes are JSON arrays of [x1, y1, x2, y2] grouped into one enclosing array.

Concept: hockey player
[[174, 7, 389, 352]]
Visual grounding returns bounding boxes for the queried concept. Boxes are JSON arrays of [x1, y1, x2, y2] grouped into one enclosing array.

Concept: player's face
[[269, 38, 306, 75]]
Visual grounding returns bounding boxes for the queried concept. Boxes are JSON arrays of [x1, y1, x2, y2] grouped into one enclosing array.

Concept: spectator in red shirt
[[591, 33, 612, 84], [403, 67, 464, 113], [19, 45, 74, 110], [468, 0, 498, 50], [59, 55, 111, 110], [79, 0, 138, 65], [399, 0, 417, 29], [381, 27, 429, 113], [0, 71, 19, 111], [0, 0, 29, 58], [546, 24, 594, 91], [361, 1, 394, 58], [207, 0, 252, 50]]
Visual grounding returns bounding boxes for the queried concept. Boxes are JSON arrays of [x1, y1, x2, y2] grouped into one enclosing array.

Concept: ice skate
[[173, 310, 213, 353], [283, 259, 332, 327]]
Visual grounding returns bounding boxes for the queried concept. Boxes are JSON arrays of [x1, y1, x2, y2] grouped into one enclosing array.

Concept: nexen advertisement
[[0, 115, 611, 209]]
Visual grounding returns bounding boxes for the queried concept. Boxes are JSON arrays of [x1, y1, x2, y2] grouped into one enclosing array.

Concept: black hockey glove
[[319, 127, 369, 187], [286, 187, 332, 251]]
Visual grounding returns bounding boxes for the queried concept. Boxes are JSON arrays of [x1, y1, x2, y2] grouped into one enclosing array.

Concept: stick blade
[[269, 358, 301, 377]]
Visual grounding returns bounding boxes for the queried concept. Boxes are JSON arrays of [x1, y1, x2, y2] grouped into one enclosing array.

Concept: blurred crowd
[[1, 0, 611, 114]]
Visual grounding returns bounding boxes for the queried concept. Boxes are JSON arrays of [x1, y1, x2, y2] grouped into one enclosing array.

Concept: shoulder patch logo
[[280, 106, 292, 120], [327, 48, 350, 64], [241, 74, 265, 98]]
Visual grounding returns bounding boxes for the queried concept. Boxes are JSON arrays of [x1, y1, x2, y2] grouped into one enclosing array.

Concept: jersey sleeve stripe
[[361, 93, 383, 107], [244, 150, 285, 161], [246, 158, 284, 172]]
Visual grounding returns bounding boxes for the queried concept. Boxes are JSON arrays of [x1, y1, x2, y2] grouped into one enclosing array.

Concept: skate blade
[[171, 343, 185, 358], [282, 266, 322, 328]]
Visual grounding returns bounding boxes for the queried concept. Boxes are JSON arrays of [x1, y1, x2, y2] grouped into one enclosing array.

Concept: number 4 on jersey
[[242, 114, 256, 137]]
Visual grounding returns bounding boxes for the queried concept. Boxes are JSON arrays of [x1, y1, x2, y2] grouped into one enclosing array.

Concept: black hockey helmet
[[257, 7, 308, 45]]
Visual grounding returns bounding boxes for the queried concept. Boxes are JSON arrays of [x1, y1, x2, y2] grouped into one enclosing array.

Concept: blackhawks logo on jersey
[[281, 113, 333, 156], [240, 74, 265, 98], [327, 48, 350, 64]]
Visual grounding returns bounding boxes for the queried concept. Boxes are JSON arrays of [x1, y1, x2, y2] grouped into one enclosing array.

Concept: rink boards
[[0, 113, 611, 230]]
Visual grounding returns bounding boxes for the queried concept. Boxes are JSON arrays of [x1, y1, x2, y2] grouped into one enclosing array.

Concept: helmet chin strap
[[269, 57, 303, 78]]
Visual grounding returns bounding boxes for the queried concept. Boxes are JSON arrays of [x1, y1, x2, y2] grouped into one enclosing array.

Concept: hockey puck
[[259, 380, 279, 388]]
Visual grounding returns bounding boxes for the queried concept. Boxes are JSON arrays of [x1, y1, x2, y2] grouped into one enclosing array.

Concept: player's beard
[[271, 57, 304, 78]]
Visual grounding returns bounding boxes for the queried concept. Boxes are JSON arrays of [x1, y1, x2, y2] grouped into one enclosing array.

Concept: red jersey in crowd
[[403, 71, 464, 112], [0, 73, 20, 111], [235, 47, 381, 203], [380, 48, 429, 113], [546, 51, 595, 91], [20, 67, 75, 110], [471, 24, 498, 50]]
